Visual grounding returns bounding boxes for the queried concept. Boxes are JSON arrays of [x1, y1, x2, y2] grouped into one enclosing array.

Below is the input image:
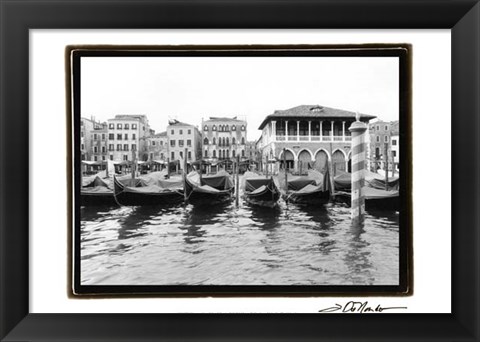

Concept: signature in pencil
[[318, 301, 407, 313]]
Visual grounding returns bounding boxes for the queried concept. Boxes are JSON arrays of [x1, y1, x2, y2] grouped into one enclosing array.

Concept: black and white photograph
[[72, 46, 410, 294]]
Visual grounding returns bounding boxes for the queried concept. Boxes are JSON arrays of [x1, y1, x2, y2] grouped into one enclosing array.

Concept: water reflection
[[117, 206, 162, 240], [248, 204, 281, 230], [343, 223, 374, 285], [80, 200, 399, 286]]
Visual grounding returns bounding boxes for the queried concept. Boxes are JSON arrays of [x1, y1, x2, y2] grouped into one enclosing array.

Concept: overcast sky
[[80, 56, 399, 141]]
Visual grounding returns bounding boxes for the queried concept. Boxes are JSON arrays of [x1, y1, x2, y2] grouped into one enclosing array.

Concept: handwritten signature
[[318, 301, 407, 313]]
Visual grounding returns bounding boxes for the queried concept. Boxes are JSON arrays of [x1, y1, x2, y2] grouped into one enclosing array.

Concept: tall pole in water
[[166, 158, 170, 179], [235, 155, 240, 206], [384, 143, 389, 191], [183, 148, 188, 203], [349, 113, 367, 226], [130, 147, 136, 186], [283, 148, 288, 199]]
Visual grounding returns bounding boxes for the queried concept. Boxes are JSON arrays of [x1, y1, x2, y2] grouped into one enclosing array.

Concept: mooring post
[[235, 155, 240, 206], [349, 114, 367, 226], [384, 143, 389, 191], [166, 158, 170, 179], [183, 148, 188, 203], [283, 148, 288, 195], [130, 148, 136, 186]]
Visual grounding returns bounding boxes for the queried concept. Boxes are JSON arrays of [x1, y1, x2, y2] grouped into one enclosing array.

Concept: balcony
[[271, 135, 351, 143]]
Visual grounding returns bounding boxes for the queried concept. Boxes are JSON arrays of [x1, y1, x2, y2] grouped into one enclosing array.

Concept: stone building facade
[[80, 117, 108, 162], [369, 119, 399, 171], [166, 120, 202, 168], [257, 105, 376, 174], [142, 131, 168, 162], [107, 115, 151, 162], [201, 117, 247, 161]]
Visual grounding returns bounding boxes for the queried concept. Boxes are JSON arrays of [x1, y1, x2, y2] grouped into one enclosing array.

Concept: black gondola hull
[[185, 175, 234, 205], [334, 192, 399, 211], [81, 191, 117, 206], [244, 187, 280, 207], [283, 190, 330, 205], [114, 176, 184, 206]]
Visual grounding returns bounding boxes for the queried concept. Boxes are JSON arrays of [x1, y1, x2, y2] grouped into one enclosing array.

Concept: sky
[[80, 56, 399, 141]]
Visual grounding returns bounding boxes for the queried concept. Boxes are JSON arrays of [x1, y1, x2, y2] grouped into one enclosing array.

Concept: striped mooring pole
[[349, 115, 367, 226]]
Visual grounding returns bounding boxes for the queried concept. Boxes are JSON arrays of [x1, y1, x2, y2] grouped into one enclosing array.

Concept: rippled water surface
[[81, 200, 399, 286]]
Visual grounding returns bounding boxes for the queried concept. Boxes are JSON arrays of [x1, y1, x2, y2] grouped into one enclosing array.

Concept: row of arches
[[278, 148, 351, 173], [204, 137, 245, 146]]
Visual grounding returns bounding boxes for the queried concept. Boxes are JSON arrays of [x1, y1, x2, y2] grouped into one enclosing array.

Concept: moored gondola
[[242, 172, 280, 207], [335, 187, 399, 211], [185, 170, 234, 204], [333, 171, 400, 211], [113, 173, 184, 206], [81, 174, 116, 206], [280, 170, 330, 205]]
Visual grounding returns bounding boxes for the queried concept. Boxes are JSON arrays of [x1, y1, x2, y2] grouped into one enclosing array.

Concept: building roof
[[151, 131, 167, 138], [258, 105, 376, 129], [108, 114, 148, 122], [204, 116, 246, 123], [167, 119, 195, 127], [390, 120, 400, 135]]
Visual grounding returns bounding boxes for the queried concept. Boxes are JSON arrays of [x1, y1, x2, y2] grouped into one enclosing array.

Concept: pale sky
[[80, 56, 399, 141]]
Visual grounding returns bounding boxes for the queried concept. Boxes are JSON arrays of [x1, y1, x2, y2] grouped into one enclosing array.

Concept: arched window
[[212, 125, 217, 131], [232, 137, 236, 145], [232, 150, 236, 158], [204, 150, 208, 158], [241, 149, 245, 157], [225, 125, 229, 132], [213, 137, 216, 145], [203, 137, 209, 145], [226, 138, 229, 146], [232, 125, 236, 131], [241, 137, 245, 145], [204, 125, 208, 131], [213, 150, 216, 158]]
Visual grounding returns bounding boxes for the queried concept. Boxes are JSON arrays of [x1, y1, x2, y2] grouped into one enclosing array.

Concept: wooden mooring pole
[[283, 148, 288, 200], [183, 148, 188, 203], [349, 115, 367, 226], [384, 143, 389, 191], [130, 148, 136, 186], [235, 155, 240, 206]]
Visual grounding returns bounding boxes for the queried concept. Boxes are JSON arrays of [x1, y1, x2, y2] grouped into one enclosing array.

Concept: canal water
[[80, 199, 399, 286]]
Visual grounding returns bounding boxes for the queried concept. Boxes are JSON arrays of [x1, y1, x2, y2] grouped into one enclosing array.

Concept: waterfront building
[[245, 141, 259, 161], [202, 116, 248, 162], [142, 131, 168, 162], [107, 115, 151, 162], [80, 117, 108, 162], [369, 119, 399, 171], [390, 120, 400, 170], [167, 120, 202, 169], [256, 105, 376, 174]]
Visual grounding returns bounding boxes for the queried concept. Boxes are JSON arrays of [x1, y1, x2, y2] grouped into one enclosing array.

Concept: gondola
[[81, 174, 116, 206], [184, 170, 234, 204], [333, 171, 400, 211], [113, 172, 184, 206], [280, 170, 330, 205], [242, 172, 280, 207], [334, 187, 399, 211]]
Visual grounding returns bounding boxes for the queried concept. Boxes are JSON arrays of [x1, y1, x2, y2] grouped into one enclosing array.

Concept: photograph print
[[71, 45, 411, 295]]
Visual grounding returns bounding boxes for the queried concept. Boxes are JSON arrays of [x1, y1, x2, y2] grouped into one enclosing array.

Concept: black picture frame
[[1, 0, 478, 341], [69, 45, 412, 297]]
